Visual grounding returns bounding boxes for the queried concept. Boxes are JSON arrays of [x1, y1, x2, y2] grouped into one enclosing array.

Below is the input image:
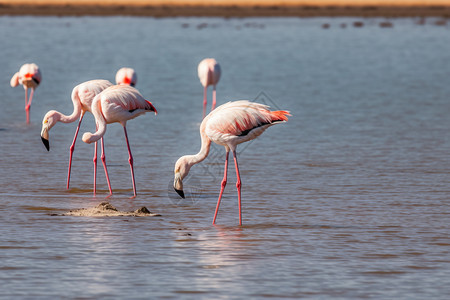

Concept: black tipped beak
[[174, 188, 185, 199], [41, 136, 50, 151]]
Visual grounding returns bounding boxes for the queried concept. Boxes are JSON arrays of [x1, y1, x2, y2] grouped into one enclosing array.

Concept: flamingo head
[[173, 156, 194, 199], [40, 111, 60, 151]]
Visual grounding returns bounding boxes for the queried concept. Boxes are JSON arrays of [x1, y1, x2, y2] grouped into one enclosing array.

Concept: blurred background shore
[[1, 0, 450, 17]]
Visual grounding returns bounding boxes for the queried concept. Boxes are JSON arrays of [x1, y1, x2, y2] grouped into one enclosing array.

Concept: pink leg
[[123, 126, 136, 198], [100, 137, 113, 197], [27, 88, 35, 108], [26, 88, 34, 124], [93, 138, 98, 197], [211, 85, 217, 111], [67, 113, 85, 189], [202, 86, 207, 119], [213, 151, 229, 225], [232, 151, 242, 226], [24, 89, 30, 124]]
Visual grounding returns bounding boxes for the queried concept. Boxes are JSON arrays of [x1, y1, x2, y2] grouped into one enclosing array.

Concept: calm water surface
[[0, 17, 449, 299]]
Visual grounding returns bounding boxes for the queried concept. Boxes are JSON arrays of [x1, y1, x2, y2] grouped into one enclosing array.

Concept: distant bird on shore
[[198, 58, 221, 118], [10, 63, 42, 124], [115, 67, 137, 87], [173, 100, 290, 225], [41, 79, 113, 194], [82, 85, 157, 198]]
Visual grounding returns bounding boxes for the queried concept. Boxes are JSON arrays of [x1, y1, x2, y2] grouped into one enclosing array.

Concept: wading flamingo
[[198, 58, 221, 118], [173, 100, 290, 225], [40, 79, 113, 194], [115, 67, 137, 86], [82, 85, 157, 198], [10, 63, 42, 124]]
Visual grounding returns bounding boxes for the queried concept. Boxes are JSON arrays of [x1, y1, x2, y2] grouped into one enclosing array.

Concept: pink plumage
[[173, 100, 290, 225], [82, 85, 157, 198], [205, 101, 289, 142], [115, 67, 137, 87], [198, 58, 221, 118], [11, 63, 42, 124], [41, 79, 113, 193]]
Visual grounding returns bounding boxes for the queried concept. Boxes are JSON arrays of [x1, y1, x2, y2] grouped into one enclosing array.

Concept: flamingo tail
[[145, 100, 157, 115], [270, 110, 291, 123]]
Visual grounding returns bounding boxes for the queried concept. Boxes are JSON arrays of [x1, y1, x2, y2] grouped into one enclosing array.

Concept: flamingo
[[115, 67, 137, 86], [81, 85, 157, 198], [40, 79, 113, 194], [198, 58, 221, 118], [10, 63, 42, 124], [173, 100, 290, 225]]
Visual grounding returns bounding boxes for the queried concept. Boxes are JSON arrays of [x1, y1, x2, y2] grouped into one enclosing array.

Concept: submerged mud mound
[[60, 202, 161, 217]]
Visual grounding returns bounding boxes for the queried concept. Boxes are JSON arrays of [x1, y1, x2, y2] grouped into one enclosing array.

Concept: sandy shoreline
[[55, 202, 161, 217], [1, 1, 450, 17]]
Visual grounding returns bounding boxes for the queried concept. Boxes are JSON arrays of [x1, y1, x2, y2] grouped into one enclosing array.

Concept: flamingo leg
[[211, 85, 217, 111], [67, 112, 85, 189], [232, 151, 242, 226], [202, 86, 207, 119], [123, 126, 137, 198], [100, 136, 113, 197], [27, 88, 34, 109], [93, 134, 98, 197], [213, 150, 229, 225], [25, 88, 34, 124], [24, 88, 30, 124]]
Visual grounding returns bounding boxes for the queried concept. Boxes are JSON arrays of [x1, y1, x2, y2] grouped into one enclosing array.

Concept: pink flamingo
[[173, 100, 290, 225], [82, 85, 157, 198], [198, 58, 221, 118], [10, 63, 42, 124], [41, 79, 113, 194], [115, 67, 137, 87]]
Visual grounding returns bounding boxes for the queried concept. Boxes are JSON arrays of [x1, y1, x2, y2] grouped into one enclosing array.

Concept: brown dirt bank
[[56, 202, 161, 217], [0, 3, 450, 17]]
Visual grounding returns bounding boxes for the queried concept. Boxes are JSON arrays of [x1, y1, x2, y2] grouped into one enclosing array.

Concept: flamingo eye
[[44, 119, 48, 124]]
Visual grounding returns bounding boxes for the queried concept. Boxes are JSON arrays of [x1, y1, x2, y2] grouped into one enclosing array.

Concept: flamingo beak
[[40, 126, 50, 151], [173, 172, 184, 198], [174, 188, 185, 199]]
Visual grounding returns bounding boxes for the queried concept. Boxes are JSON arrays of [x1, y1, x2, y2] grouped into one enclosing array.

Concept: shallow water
[[1, 17, 450, 298]]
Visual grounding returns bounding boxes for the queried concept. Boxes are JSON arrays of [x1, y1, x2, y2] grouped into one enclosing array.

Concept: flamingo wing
[[76, 80, 113, 110], [211, 62, 221, 85], [10, 72, 19, 87], [198, 58, 220, 87], [198, 59, 210, 87], [99, 86, 156, 124], [205, 100, 289, 145]]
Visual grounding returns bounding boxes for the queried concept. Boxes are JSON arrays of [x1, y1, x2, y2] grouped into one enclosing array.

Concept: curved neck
[[87, 98, 107, 143], [185, 127, 212, 171], [193, 129, 211, 164], [56, 93, 83, 123]]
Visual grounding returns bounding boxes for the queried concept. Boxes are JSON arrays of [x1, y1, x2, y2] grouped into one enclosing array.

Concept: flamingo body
[[11, 63, 42, 123], [198, 58, 221, 88], [41, 79, 113, 192], [174, 100, 290, 225], [82, 85, 157, 197], [198, 58, 221, 118], [115, 67, 137, 86]]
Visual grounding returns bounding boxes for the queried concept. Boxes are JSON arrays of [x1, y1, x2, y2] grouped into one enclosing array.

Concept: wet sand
[[57, 202, 161, 217], [0, 1, 450, 17]]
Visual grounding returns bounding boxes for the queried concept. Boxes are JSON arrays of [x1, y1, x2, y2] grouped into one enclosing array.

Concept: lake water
[[0, 16, 449, 299]]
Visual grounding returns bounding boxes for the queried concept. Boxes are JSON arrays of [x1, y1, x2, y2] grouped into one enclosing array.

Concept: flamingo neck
[[61, 92, 84, 123], [83, 99, 107, 143], [47, 94, 82, 125], [190, 129, 212, 165]]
